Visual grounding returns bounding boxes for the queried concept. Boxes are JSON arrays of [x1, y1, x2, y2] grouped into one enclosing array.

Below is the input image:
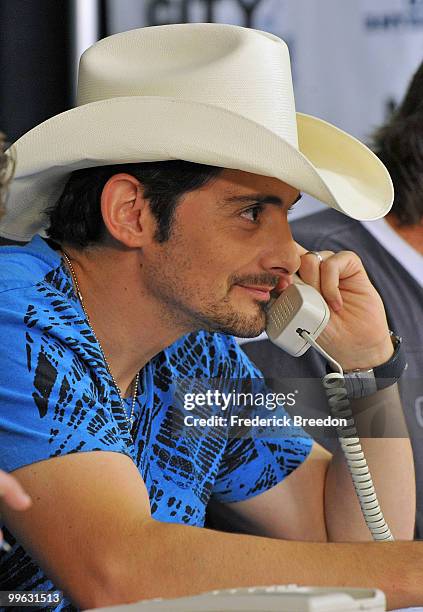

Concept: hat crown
[[0, 22, 393, 242], [77, 23, 298, 148]]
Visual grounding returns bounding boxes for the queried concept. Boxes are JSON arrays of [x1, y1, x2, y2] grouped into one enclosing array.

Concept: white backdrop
[[103, 0, 423, 217]]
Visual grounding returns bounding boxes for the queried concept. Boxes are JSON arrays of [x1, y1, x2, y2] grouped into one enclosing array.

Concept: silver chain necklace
[[62, 251, 139, 439]]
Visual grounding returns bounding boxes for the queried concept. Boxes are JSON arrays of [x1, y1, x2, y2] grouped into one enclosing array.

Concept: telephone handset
[[265, 274, 394, 543], [265, 274, 330, 357]]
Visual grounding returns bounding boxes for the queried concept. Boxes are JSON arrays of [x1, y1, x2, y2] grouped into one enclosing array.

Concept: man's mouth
[[235, 285, 274, 301]]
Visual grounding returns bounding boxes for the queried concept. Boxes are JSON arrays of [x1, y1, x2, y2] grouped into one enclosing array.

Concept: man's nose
[[258, 218, 300, 276]]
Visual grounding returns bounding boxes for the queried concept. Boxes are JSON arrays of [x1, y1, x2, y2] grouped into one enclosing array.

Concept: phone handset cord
[[297, 329, 394, 542]]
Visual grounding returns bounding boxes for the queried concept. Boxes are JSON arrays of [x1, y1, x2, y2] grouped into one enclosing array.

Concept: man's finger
[[319, 251, 364, 310], [319, 259, 343, 311], [0, 471, 31, 511], [297, 250, 334, 292], [294, 241, 308, 257]]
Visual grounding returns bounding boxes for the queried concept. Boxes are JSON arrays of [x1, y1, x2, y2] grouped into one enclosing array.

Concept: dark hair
[[45, 160, 223, 247], [371, 62, 423, 226]]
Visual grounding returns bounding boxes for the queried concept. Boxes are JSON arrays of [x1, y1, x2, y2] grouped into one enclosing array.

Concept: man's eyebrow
[[222, 192, 303, 207]]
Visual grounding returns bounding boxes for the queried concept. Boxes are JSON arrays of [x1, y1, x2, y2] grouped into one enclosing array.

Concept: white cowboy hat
[[0, 23, 393, 241]]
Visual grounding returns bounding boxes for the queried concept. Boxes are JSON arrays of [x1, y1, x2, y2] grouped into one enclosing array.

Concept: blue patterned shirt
[[0, 236, 312, 611]]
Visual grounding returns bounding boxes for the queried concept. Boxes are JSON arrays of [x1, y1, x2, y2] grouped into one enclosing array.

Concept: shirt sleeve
[[0, 284, 133, 474], [210, 334, 313, 504]]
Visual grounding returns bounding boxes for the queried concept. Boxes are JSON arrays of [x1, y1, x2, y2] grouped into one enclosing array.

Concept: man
[[0, 24, 420, 611], [242, 60, 423, 536]]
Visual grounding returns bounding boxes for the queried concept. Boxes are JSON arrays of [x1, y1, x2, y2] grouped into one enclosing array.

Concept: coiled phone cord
[[298, 329, 394, 542]]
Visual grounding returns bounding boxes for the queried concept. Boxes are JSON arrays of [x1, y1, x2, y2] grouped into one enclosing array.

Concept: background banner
[[106, 0, 423, 141]]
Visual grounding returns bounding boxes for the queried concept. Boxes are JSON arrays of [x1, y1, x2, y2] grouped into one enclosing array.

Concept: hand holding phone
[[265, 251, 398, 543], [266, 248, 393, 370]]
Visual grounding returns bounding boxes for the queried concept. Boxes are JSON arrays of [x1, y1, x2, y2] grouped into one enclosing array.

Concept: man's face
[[141, 169, 301, 337]]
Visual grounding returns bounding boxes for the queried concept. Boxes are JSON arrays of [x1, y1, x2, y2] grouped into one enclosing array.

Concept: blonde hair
[[0, 132, 16, 217]]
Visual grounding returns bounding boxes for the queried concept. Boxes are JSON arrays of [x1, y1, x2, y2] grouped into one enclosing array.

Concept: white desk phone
[[91, 277, 404, 612], [88, 586, 387, 611]]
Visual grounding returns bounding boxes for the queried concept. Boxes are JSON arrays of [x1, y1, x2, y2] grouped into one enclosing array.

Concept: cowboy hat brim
[[0, 96, 393, 241]]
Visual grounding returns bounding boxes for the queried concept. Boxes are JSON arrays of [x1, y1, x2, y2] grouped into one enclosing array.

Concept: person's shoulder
[[0, 235, 61, 294], [0, 236, 81, 346]]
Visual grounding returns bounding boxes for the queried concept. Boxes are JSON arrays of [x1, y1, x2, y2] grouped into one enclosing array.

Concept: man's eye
[[240, 205, 263, 223]]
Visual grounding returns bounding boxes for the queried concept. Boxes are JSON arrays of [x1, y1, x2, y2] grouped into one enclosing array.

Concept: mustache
[[229, 273, 281, 288]]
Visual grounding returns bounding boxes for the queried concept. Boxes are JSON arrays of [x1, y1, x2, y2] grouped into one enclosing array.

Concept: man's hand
[[294, 246, 394, 370], [0, 470, 31, 547]]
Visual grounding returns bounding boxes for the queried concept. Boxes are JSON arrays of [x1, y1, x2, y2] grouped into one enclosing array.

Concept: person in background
[[242, 60, 423, 536], [0, 133, 32, 548], [0, 132, 14, 219]]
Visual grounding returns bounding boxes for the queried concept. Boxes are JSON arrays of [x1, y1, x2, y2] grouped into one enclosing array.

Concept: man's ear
[[100, 173, 152, 248]]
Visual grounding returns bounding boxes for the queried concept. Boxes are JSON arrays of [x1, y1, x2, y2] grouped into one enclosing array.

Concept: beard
[[147, 267, 278, 338], [192, 291, 269, 337], [199, 271, 280, 337]]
